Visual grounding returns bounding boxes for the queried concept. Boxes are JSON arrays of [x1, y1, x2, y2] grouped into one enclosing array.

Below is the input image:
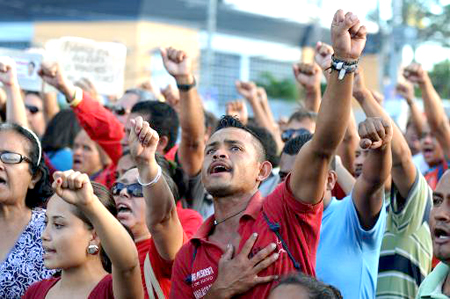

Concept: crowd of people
[[0, 9, 449, 299]]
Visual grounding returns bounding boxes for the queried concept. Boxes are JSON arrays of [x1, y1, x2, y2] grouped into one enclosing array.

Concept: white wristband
[[137, 165, 162, 187]]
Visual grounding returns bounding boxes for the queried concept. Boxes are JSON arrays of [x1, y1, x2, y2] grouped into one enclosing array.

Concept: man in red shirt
[[170, 9, 367, 299]]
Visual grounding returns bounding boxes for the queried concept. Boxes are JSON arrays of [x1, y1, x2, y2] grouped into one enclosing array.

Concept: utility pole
[[389, 0, 403, 86], [205, 0, 218, 92]]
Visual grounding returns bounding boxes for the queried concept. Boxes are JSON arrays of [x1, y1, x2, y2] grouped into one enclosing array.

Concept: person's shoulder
[[23, 277, 58, 298], [90, 275, 113, 298]]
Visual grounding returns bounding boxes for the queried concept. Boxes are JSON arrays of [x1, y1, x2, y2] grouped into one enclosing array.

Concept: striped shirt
[[377, 170, 433, 299]]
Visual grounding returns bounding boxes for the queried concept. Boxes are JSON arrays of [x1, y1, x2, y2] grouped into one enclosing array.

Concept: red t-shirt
[[137, 238, 174, 299], [170, 175, 323, 299], [22, 275, 113, 299], [425, 161, 449, 190], [176, 204, 203, 239]]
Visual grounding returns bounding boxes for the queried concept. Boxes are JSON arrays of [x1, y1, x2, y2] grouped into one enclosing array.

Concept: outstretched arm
[[53, 171, 143, 299], [293, 62, 322, 112], [161, 47, 205, 177], [39, 62, 124, 164], [354, 68, 416, 200], [352, 117, 392, 229], [129, 116, 184, 261], [396, 81, 424, 137], [404, 64, 450, 159], [291, 10, 367, 204], [0, 57, 28, 128]]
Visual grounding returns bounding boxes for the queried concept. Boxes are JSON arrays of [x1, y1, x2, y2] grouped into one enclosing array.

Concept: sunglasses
[[281, 128, 311, 142], [0, 151, 33, 165], [25, 104, 40, 114], [112, 106, 129, 116], [111, 182, 143, 197]]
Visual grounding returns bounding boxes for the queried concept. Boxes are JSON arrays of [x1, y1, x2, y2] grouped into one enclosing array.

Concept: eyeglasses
[[0, 151, 33, 165], [25, 104, 40, 114], [281, 128, 311, 142], [112, 106, 129, 116], [111, 182, 143, 197]]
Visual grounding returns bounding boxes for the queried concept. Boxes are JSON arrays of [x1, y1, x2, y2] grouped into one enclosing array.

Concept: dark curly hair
[[214, 115, 266, 162], [271, 273, 343, 299], [0, 123, 53, 208]]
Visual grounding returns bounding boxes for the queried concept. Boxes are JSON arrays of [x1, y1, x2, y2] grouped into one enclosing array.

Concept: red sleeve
[[177, 207, 203, 239], [169, 243, 196, 299], [263, 174, 323, 276], [72, 92, 124, 165]]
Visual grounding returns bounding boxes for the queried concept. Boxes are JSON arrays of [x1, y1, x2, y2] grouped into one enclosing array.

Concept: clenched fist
[[358, 117, 392, 150], [403, 63, 428, 85], [331, 10, 367, 61], [160, 47, 194, 85], [293, 62, 322, 91], [0, 56, 18, 87]]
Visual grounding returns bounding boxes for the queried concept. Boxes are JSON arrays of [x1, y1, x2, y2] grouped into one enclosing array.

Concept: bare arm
[[129, 116, 184, 261], [53, 171, 143, 299], [352, 117, 392, 229], [336, 108, 358, 174], [396, 81, 424, 136], [404, 64, 450, 159], [293, 62, 322, 113], [161, 47, 205, 177], [354, 70, 416, 199], [290, 10, 367, 204], [334, 155, 356, 195], [0, 57, 28, 128], [41, 92, 60, 124], [236, 81, 284, 153]]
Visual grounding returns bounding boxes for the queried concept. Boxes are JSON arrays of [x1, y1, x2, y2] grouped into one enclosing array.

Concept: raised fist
[[52, 170, 96, 207], [235, 81, 258, 102], [314, 41, 334, 71], [396, 81, 415, 103], [160, 47, 194, 84], [0, 56, 18, 87], [226, 100, 248, 125], [128, 116, 159, 165], [38, 61, 73, 98], [161, 84, 180, 112], [358, 117, 392, 150], [293, 62, 322, 91], [331, 10, 367, 61], [403, 64, 428, 85]]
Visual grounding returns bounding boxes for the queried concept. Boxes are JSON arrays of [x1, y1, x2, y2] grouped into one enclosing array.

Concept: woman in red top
[[23, 170, 143, 299]]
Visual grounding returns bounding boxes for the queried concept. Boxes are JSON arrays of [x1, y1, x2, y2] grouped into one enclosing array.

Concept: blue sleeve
[[345, 192, 387, 250]]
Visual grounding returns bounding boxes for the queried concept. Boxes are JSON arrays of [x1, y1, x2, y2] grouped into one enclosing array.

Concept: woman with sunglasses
[[0, 123, 54, 298], [111, 116, 186, 298], [23, 170, 143, 299]]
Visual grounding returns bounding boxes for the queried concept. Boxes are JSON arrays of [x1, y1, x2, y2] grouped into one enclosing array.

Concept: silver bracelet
[[137, 165, 162, 186]]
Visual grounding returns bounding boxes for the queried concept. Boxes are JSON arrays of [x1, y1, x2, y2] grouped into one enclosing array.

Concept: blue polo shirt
[[316, 194, 386, 299]]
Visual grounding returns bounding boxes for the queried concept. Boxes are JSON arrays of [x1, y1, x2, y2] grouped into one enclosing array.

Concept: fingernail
[[349, 13, 357, 21], [274, 253, 279, 260], [253, 233, 258, 238], [271, 243, 276, 250], [227, 243, 231, 249]]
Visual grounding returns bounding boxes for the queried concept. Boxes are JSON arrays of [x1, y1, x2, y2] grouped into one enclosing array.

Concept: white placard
[[48, 37, 127, 96]]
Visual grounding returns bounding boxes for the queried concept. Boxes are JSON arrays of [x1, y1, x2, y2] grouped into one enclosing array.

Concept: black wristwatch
[[177, 77, 196, 92]]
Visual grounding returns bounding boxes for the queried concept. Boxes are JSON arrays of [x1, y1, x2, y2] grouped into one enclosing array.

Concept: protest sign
[[0, 48, 43, 92], [48, 37, 127, 95]]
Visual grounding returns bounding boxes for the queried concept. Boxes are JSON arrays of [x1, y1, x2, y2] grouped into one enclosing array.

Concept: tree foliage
[[428, 59, 450, 99], [255, 72, 298, 101]]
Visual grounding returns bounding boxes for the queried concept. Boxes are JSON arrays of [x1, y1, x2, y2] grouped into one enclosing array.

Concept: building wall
[[33, 21, 200, 92]]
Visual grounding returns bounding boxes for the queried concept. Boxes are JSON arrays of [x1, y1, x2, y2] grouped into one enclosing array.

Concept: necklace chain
[[213, 206, 247, 226]]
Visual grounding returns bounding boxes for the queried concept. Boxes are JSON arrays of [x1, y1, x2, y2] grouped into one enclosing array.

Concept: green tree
[[255, 72, 298, 101], [428, 59, 450, 99]]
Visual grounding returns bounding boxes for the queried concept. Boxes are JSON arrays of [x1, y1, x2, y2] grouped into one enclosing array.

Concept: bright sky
[[225, 0, 448, 70]]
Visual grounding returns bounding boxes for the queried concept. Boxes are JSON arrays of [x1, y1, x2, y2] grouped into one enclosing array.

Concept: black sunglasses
[[25, 104, 40, 114], [0, 151, 33, 165], [111, 182, 143, 197], [281, 128, 311, 142], [112, 106, 128, 116]]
